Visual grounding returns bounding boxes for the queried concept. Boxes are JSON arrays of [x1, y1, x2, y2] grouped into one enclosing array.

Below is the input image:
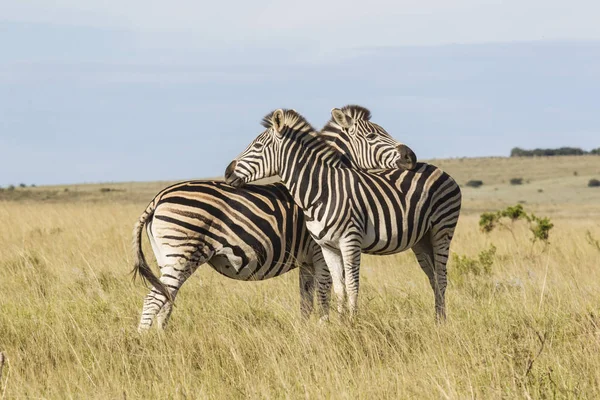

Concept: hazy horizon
[[2, 1, 599, 186]]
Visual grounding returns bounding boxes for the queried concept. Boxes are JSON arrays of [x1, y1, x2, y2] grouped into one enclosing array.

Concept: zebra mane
[[317, 105, 374, 169], [260, 109, 317, 133], [319, 104, 373, 136], [261, 108, 349, 167], [338, 105, 372, 121]]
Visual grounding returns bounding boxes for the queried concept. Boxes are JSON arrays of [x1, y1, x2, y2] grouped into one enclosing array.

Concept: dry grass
[[1, 156, 600, 398]]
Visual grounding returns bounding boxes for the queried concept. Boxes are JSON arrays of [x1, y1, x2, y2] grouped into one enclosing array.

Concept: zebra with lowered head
[[225, 107, 461, 320], [133, 107, 415, 331]]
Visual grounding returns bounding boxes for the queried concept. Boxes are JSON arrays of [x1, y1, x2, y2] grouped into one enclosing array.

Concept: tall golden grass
[[1, 155, 600, 398]]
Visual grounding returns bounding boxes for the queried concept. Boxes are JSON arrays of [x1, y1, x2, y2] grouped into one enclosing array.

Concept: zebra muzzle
[[224, 160, 244, 188], [396, 144, 417, 170]]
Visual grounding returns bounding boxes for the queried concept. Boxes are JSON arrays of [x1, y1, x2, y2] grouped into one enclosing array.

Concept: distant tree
[[510, 147, 589, 157], [510, 147, 527, 157], [7, 185, 15, 191], [19, 183, 26, 188], [589, 179, 600, 188], [591, 148, 600, 155]]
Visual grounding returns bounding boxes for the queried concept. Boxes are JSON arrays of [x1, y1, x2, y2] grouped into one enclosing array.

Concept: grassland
[[1, 155, 600, 398]]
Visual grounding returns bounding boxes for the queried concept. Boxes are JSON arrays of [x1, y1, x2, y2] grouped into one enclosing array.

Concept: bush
[[19, 183, 26, 188], [452, 244, 497, 285], [510, 178, 523, 185], [466, 180, 483, 188], [589, 179, 600, 188], [530, 215, 554, 242], [479, 204, 554, 245], [7, 185, 15, 191]]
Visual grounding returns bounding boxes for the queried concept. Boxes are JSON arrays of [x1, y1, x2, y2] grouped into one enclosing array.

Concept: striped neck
[[277, 127, 347, 210], [319, 121, 358, 169]]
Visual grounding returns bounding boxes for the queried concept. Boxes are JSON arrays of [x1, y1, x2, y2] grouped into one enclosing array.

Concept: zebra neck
[[278, 131, 343, 211], [319, 123, 358, 169]]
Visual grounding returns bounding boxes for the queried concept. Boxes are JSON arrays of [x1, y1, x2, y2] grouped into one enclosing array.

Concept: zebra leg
[[155, 261, 203, 330], [431, 231, 453, 322], [313, 251, 332, 322], [411, 233, 437, 318], [137, 261, 198, 332], [340, 239, 362, 319], [155, 297, 175, 330], [320, 246, 346, 316], [138, 289, 164, 332], [137, 264, 179, 332], [138, 273, 173, 333], [299, 263, 315, 319]]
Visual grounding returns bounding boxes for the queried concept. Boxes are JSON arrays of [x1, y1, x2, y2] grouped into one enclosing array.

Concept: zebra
[[133, 107, 416, 331], [225, 107, 462, 320]]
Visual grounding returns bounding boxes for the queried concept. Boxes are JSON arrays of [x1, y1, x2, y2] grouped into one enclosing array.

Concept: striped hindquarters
[[146, 181, 316, 280]]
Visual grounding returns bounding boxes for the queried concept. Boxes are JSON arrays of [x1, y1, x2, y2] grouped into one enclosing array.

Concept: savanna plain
[[1, 155, 600, 399]]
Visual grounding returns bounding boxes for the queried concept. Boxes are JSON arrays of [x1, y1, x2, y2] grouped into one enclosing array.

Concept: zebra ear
[[272, 109, 285, 135], [331, 108, 354, 129]]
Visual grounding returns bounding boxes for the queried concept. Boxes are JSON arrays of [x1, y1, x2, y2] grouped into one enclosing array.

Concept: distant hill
[[511, 147, 600, 157]]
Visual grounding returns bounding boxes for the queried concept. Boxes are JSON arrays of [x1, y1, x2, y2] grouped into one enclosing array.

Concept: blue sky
[[1, 1, 599, 186]]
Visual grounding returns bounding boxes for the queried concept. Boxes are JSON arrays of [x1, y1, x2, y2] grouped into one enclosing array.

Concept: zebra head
[[325, 105, 417, 171], [225, 109, 309, 187]]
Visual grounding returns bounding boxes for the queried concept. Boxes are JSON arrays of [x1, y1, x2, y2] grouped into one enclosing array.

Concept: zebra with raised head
[[133, 107, 414, 331], [225, 107, 461, 320]]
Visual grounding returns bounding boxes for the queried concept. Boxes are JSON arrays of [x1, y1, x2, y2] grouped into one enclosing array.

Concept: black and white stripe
[[226, 107, 461, 320], [132, 107, 410, 331], [132, 181, 326, 331]]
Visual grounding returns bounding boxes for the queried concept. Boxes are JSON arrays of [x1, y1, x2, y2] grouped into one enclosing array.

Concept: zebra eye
[[366, 133, 378, 140], [253, 142, 264, 149]]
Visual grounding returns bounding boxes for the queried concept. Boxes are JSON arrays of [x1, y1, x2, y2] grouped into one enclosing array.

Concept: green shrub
[[452, 244, 497, 285], [479, 212, 498, 233], [501, 204, 527, 221], [466, 180, 483, 188], [479, 204, 553, 245], [589, 179, 600, 188], [510, 178, 523, 185], [529, 215, 554, 243]]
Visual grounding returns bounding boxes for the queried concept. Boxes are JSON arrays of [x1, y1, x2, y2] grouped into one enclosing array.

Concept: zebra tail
[[131, 201, 173, 303]]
